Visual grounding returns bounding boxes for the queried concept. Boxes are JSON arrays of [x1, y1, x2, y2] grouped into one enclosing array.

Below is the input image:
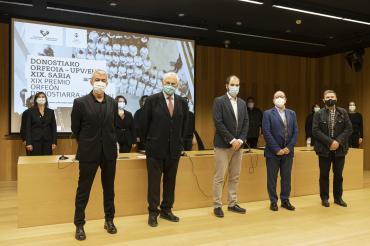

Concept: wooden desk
[[18, 148, 363, 227]]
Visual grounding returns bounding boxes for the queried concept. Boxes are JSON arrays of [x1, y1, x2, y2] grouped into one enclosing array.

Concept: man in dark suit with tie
[[71, 69, 119, 240], [140, 72, 188, 227], [262, 91, 298, 211], [212, 75, 249, 218]]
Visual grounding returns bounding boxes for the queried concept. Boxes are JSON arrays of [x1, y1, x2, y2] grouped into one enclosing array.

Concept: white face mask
[[247, 102, 254, 109], [36, 97, 46, 105], [349, 105, 356, 112], [118, 102, 126, 109], [93, 81, 107, 94], [274, 97, 286, 108], [314, 107, 320, 113]]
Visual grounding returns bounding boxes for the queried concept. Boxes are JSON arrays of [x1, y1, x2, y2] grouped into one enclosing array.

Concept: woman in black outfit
[[25, 92, 57, 155], [305, 103, 320, 146], [348, 101, 363, 148], [115, 96, 136, 153]]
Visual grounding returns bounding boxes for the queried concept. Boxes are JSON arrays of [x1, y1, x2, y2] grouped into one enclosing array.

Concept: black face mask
[[324, 99, 337, 107]]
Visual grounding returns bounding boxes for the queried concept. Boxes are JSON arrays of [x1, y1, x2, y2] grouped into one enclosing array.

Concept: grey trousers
[[213, 147, 243, 208]]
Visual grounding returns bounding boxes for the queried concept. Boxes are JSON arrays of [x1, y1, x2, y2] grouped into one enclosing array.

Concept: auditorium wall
[[1, 23, 369, 181]]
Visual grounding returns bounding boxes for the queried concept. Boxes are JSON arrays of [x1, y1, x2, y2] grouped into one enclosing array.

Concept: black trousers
[[74, 153, 116, 226], [319, 152, 345, 201], [246, 137, 259, 148], [349, 133, 360, 148], [266, 155, 293, 203], [146, 156, 179, 214], [29, 140, 52, 156], [119, 143, 132, 153], [183, 138, 193, 151]]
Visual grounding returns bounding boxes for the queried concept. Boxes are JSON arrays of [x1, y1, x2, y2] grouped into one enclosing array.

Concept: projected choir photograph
[[12, 19, 195, 133]]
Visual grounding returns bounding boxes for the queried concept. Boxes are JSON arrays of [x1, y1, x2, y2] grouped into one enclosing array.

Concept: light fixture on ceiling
[[0, 0, 33, 7], [236, 21, 243, 26], [273, 4, 370, 26], [343, 18, 370, 26], [109, 2, 118, 7], [178, 13, 185, 17], [296, 19, 302, 25], [273, 5, 342, 19], [238, 0, 263, 5]]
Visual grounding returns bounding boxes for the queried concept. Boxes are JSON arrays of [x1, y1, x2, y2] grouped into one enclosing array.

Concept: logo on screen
[[40, 29, 50, 37]]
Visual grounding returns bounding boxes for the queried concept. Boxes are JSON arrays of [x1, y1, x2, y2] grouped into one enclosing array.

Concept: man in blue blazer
[[262, 91, 298, 211]]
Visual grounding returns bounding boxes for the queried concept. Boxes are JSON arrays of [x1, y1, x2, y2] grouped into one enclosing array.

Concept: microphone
[[59, 132, 73, 160], [244, 141, 252, 153]]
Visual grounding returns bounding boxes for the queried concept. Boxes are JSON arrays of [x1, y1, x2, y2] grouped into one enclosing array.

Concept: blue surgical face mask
[[163, 85, 176, 95], [228, 86, 239, 97]]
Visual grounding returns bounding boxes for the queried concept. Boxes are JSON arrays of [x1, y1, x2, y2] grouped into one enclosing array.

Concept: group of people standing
[[19, 71, 361, 241]]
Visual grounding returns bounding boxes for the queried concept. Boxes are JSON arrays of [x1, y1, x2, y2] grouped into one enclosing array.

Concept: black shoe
[[281, 200, 295, 211], [104, 220, 117, 234], [213, 207, 224, 218], [270, 202, 278, 211], [75, 225, 86, 241], [321, 200, 330, 207], [228, 204, 246, 214], [148, 213, 158, 227], [334, 198, 347, 207], [160, 211, 180, 222]]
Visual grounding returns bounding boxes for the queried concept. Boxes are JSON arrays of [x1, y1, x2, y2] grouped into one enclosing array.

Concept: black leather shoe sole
[[160, 214, 180, 222], [227, 207, 246, 214], [334, 200, 348, 207], [321, 200, 330, 207], [148, 220, 158, 227], [104, 224, 117, 234], [270, 204, 278, 211], [213, 208, 224, 218], [75, 231, 86, 241]]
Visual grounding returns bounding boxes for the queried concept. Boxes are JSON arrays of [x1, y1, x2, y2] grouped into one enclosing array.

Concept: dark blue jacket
[[262, 107, 298, 158]]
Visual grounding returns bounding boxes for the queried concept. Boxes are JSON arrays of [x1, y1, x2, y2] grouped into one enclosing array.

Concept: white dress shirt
[[275, 106, 286, 124], [227, 93, 243, 145]]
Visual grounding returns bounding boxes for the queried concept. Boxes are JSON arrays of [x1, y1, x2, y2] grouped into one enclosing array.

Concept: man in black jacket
[[71, 69, 119, 240], [140, 72, 188, 227], [312, 90, 352, 208], [246, 97, 263, 148], [212, 75, 249, 218], [134, 95, 148, 151]]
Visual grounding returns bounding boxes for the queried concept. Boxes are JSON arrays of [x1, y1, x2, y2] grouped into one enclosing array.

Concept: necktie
[[167, 96, 173, 117]]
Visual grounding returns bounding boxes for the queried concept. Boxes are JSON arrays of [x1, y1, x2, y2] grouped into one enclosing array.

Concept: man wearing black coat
[[246, 97, 263, 148], [312, 90, 352, 208], [71, 70, 119, 240], [140, 72, 188, 227]]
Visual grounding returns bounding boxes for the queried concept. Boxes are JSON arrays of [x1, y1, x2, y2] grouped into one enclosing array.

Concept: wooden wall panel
[[1, 23, 369, 181]]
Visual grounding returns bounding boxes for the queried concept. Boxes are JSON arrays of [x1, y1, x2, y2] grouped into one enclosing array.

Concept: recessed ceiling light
[[296, 19, 302, 25], [236, 21, 242, 26], [109, 2, 118, 7], [328, 36, 334, 39], [285, 29, 292, 33], [178, 13, 185, 17], [238, 0, 264, 5]]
